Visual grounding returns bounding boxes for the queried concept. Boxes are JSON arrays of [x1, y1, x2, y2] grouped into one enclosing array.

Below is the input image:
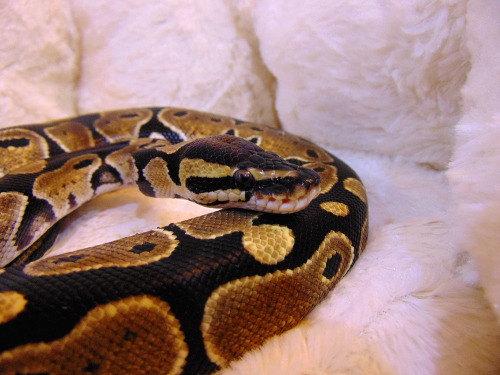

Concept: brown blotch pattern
[[158, 108, 233, 140], [32, 154, 102, 218], [0, 129, 49, 177], [24, 229, 178, 277], [305, 163, 338, 194], [359, 217, 369, 257], [258, 134, 334, 163], [144, 139, 186, 155], [177, 209, 260, 240], [157, 108, 334, 164], [179, 210, 294, 264], [0, 192, 29, 266], [0, 291, 27, 325], [242, 225, 295, 265], [7, 159, 48, 175], [94, 108, 154, 142], [343, 178, 367, 203], [44, 122, 96, 152], [0, 295, 188, 375], [104, 139, 153, 187], [143, 157, 175, 198], [202, 230, 354, 367]]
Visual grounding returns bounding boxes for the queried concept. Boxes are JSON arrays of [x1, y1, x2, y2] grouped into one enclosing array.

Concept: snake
[[0, 107, 368, 374]]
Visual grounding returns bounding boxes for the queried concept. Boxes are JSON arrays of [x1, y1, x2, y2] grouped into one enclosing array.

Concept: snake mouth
[[247, 184, 322, 213]]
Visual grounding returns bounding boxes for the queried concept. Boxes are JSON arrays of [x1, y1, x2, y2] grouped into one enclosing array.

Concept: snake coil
[[0, 108, 368, 374]]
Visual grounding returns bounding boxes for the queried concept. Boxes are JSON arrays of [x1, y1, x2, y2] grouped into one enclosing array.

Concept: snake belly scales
[[0, 107, 368, 374]]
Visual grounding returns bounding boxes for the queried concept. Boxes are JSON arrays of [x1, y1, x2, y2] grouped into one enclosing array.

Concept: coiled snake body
[[0, 108, 368, 374]]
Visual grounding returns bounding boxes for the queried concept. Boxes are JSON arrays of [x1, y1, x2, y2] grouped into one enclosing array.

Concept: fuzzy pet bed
[[1, 1, 500, 373]]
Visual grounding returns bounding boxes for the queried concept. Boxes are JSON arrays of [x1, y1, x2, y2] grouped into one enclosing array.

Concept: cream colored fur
[[1, 0, 499, 373]]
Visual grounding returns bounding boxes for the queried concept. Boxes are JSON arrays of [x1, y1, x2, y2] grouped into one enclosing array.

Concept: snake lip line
[[196, 184, 321, 214], [247, 184, 321, 213], [197, 181, 321, 213]]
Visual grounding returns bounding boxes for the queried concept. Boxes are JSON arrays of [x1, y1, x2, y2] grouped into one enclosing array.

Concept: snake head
[[177, 134, 321, 213]]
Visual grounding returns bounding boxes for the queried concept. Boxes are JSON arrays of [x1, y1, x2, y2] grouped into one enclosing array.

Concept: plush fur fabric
[[1, 0, 500, 373]]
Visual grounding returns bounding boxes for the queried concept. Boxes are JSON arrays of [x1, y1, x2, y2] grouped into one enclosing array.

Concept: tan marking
[[104, 139, 152, 187], [245, 135, 261, 145], [304, 163, 338, 194], [32, 154, 101, 218], [142, 157, 176, 198], [157, 108, 332, 162], [158, 108, 230, 139], [0, 291, 27, 324], [24, 229, 178, 277], [0, 192, 30, 267], [157, 108, 334, 167], [144, 139, 186, 155], [242, 225, 294, 265], [44, 122, 95, 152], [0, 295, 188, 375], [7, 159, 47, 175], [343, 178, 367, 203], [177, 210, 260, 240], [202, 230, 354, 367], [320, 202, 350, 216], [318, 231, 355, 283], [179, 158, 236, 187], [0, 129, 49, 177], [94, 108, 154, 142], [257, 132, 333, 163], [153, 108, 189, 142], [359, 217, 369, 256]]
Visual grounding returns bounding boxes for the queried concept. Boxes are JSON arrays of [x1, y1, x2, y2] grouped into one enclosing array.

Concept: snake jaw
[[192, 167, 321, 214], [196, 190, 246, 204], [247, 183, 321, 214], [280, 185, 322, 213]]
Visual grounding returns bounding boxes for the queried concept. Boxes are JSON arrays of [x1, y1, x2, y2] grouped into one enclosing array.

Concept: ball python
[[0, 107, 368, 374]]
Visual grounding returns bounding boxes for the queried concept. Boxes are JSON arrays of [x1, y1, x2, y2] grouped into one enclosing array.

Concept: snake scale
[[0, 107, 368, 374]]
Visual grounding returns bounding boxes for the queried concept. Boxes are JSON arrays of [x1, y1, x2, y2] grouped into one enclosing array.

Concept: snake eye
[[234, 170, 255, 190]]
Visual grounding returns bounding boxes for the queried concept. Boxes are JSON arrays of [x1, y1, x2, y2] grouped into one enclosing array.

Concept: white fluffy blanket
[[1, 1, 500, 373]]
